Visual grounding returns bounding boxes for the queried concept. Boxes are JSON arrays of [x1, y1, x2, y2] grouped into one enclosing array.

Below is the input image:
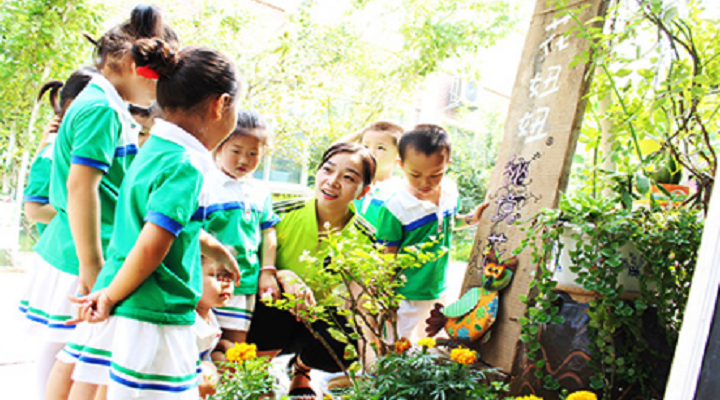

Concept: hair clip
[[136, 65, 160, 80]]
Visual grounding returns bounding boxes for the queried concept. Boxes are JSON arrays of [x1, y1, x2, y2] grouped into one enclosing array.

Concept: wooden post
[[461, 0, 608, 373]]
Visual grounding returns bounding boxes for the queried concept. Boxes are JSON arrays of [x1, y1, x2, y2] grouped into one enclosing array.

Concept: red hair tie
[[136, 65, 160, 80]]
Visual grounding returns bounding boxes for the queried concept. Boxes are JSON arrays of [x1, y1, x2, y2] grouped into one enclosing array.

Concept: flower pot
[[635, 183, 691, 207], [550, 228, 646, 294]]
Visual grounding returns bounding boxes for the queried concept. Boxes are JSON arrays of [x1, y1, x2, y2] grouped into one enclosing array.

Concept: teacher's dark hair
[[318, 142, 376, 188]]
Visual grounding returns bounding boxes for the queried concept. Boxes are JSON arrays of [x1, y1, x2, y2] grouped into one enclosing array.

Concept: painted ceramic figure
[[426, 248, 517, 343]]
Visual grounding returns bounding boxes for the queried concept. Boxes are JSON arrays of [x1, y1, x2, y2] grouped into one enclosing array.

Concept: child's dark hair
[[85, 5, 178, 72], [37, 67, 97, 116], [319, 142, 377, 188], [217, 110, 271, 149], [398, 124, 452, 161], [359, 121, 404, 147], [131, 41, 239, 113]]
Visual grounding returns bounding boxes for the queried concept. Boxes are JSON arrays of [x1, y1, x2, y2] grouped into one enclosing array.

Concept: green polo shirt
[[203, 168, 281, 295], [23, 140, 55, 235], [274, 197, 376, 299], [376, 179, 459, 301], [94, 119, 214, 326], [354, 177, 401, 229], [34, 76, 140, 275]]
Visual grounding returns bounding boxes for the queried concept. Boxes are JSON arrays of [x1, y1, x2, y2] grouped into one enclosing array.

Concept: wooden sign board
[[461, 0, 608, 373], [664, 176, 720, 399]]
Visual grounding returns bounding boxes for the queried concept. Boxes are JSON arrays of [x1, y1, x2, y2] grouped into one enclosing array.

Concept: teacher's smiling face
[[315, 152, 368, 211]]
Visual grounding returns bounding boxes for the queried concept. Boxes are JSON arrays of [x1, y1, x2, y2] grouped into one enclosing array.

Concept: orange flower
[[450, 347, 477, 365], [225, 342, 257, 362], [394, 337, 411, 354], [566, 391, 597, 400]]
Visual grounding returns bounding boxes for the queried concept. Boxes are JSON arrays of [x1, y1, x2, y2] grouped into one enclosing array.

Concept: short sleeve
[[24, 150, 52, 204], [70, 106, 121, 173], [376, 205, 403, 247], [260, 192, 280, 230], [145, 165, 203, 236]]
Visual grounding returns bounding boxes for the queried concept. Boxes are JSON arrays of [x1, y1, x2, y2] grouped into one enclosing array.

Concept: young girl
[[22, 67, 97, 237], [203, 110, 280, 350], [66, 40, 241, 400], [19, 67, 96, 400], [25, 6, 179, 400]]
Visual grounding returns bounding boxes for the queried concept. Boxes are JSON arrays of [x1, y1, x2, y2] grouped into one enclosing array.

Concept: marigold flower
[[450, 347, 477, 365], [394, 337, 411, 354], [226, 342, 257, 362], [566, 391, 597, 400], [514, 395, 543, 400], [417, 337, 436, 349]]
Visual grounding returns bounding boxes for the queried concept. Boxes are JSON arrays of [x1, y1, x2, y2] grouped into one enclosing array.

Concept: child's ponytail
[[131, 38, 177, 79], [37, 81, 64, 116], [129, 4, 164, 39], [37, 67, 97, 117], [89, 4, 178, 71]]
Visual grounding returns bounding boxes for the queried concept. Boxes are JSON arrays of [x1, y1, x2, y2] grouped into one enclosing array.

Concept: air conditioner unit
[[447, 77, 480, 110], [447, 77, 463, 109], [462, 80, 480, 106]]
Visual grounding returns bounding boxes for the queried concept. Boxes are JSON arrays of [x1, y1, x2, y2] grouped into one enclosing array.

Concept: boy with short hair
[[376, 124, 488, 342]]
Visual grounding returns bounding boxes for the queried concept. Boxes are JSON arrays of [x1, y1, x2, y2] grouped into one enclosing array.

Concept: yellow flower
[[450, 347, 477, 365], [566, 391, 597, 400], [514, 395, 543, 400], [417, 337, 437, 349], [394, 337, 412, 354], [225, 342, 257, 362]]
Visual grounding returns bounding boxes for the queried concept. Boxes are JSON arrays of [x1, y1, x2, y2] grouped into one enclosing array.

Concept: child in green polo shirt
[[24, 6, 181, 400], [19, 67, 96, 400], [60, 42, 242, 400], [376, 124, 489, 343], [204, 110, 280, 349]]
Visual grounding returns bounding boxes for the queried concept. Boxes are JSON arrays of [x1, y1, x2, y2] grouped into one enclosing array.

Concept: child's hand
[[66, 289, 116, 325], [41, 116, 61, 140], [468, 202, 490, 225], [212, 246, 241, 285]]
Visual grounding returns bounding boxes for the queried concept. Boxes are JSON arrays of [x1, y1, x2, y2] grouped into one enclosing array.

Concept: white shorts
[[214, 294, 256, 331], [396, 296, 447, 343], [59, 320, 113, 385], [19, 253, 79, 343], [64, 316, 200, 399]]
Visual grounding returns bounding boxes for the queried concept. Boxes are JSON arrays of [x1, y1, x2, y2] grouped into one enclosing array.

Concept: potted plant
[[514, 190, 703, 399]]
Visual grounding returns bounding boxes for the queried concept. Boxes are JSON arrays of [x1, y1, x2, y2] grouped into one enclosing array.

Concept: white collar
[[396, 178, 457, 210], [209, 165, 256, 187], [151, 119, 215, 174], [89, 75, 127, 115]]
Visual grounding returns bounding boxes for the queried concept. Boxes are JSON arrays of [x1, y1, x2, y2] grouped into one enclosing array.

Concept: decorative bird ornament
[[426, 248, 517, 343]]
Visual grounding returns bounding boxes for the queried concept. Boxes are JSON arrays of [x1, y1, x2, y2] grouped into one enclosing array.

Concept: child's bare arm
[[383, 245, 399, 255], [258, 228, 280, 301], [454, 202, 489, 230], [200, 230, 241, 285], [67, 164, 104, 295], [67, 222, 175, 324], [23, 201, 57, 225]]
